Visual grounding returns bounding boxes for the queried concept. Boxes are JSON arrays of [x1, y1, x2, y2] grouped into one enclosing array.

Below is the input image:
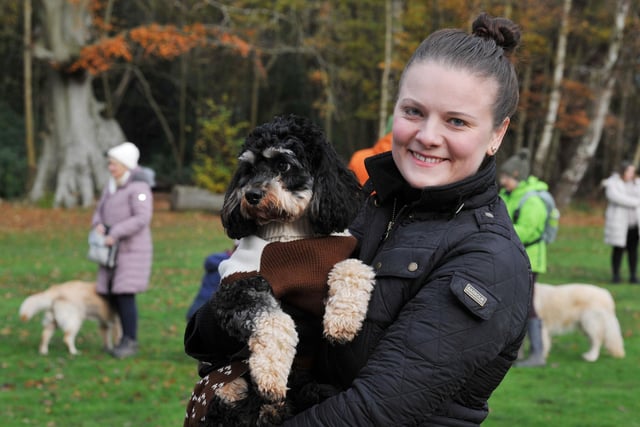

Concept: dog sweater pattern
[[221, 235, 358, 317], [184, 360, 250, 426]]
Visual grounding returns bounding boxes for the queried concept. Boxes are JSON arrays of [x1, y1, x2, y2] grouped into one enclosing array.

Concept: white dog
[[535, 283, 625, 362], [19, 281, 121, 355]]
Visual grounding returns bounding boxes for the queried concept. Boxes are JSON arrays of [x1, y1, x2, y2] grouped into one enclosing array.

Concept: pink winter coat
[[91, 168, 153, 295]]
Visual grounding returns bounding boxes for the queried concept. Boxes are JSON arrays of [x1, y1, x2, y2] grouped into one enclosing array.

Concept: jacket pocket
[[449, 272, 500, 320]]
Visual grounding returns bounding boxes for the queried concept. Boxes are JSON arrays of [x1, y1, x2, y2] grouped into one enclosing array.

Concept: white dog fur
[[19, 280, 121, 355], [535, 283, 625, 362]]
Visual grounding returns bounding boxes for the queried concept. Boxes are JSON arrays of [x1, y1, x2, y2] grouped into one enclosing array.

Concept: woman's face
[[108, 158, 128, 180], [498, 174, 519, 192], [623, 165, 636, 182], [392, 61, 509, 189]]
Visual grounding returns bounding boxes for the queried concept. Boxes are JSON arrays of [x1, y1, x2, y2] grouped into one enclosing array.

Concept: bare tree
[[23, 0, 36, 191], [554, 0, 631, 209], [532, 0, 572, 180], [378, 0, 393, 138]]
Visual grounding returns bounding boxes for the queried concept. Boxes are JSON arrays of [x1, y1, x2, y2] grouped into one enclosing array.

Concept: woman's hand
[[94, 224, 115, 245]]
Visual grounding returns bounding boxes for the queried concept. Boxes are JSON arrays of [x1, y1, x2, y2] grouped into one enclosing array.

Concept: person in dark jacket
[[185, 244, 236, 321], [91, 142, 154, 359], [284, 13, 531, 426]]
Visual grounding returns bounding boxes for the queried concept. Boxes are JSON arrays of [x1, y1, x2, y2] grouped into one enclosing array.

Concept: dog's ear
[[309, 142, 363, 235], [220, 169, 257, 239], [221, 201, 257, 239]]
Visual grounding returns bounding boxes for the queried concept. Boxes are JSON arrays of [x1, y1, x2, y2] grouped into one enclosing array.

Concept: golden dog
[[19, 280, 121, 355], [535, 283, 625, 362]]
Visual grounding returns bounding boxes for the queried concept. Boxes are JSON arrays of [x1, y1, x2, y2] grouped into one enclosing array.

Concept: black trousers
[[611, 226, 639, 280], [110, 293, 138, 340]]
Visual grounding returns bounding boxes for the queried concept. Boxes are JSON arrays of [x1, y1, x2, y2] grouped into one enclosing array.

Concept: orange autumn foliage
[[68, 35, 132, 75], [69, 23, 254, 76], [129, 24, 207, 60], [216, 31, 252, 57]]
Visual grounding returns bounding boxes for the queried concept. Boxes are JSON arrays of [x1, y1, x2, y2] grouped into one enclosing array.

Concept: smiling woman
[[392, 62, 507, 188], [285, 13, 531, 427]]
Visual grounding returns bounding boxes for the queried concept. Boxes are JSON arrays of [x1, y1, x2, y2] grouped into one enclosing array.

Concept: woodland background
[[0, 0, 639, 209]]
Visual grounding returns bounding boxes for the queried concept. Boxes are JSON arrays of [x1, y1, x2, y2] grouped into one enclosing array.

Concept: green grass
[[485, 219, 640, 427], [1, 203, 638, 426], [1, 204, 228, 427]]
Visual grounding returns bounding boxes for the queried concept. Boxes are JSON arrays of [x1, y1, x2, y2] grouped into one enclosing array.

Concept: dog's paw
[[257, 400, 288, 427], [215, 377, 249, 404], [323, 259, 376, 344]]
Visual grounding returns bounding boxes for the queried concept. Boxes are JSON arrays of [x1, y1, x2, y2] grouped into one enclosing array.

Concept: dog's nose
[[245, 188, 264, 205]]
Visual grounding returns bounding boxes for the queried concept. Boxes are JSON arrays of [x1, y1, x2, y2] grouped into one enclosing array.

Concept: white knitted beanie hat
[[107, 142, 140, 170]]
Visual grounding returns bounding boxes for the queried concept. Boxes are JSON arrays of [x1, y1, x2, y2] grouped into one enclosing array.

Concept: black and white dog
[[185, 114, 375, 426]]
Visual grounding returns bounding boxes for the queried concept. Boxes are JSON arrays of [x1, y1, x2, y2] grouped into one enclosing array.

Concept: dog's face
[[221, 115, 363, 239], [227, 142, 314, 226]]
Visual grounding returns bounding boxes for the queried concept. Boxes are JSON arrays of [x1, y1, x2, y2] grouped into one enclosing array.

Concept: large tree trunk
[[29, 0, 126, 208], [554, 0, 630, 209]]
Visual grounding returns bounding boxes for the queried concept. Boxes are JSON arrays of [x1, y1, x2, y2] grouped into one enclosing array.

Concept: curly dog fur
[[184, 114, 375, 426]]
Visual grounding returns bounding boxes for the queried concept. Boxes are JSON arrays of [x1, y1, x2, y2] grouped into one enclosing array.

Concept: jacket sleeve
[[605, 178, 640, 208], [90, 188, 108, 228], [109, 182, 153, 240], [284, 233, 530, 426]]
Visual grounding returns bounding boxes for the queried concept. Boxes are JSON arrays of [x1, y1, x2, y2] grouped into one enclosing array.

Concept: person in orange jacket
[[348, 131, 392, 185]]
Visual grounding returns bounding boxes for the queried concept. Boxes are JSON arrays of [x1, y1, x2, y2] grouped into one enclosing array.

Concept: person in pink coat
[[91, 142, 154, 358]]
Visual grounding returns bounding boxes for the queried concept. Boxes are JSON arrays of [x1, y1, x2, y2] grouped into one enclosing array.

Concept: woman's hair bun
[[472, 12, 521, 56]]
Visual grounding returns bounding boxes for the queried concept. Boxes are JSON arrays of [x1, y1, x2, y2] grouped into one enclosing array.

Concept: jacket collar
[[365, 152, 498, 213]]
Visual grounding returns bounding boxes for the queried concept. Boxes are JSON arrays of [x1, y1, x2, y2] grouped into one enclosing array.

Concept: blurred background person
[[186, 241, 238, 321], [348, 132, 392, 186], [499, 148, 549, 367], [348, 116, 393, 185], [602, 161, 640, 284], [91, 142, 154, 359]]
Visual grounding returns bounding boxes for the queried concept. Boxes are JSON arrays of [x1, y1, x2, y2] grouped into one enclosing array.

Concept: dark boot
[[515, 318, 546, 367], [110, 336, 138, 359]]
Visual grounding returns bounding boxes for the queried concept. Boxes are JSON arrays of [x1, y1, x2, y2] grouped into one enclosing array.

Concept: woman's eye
[[277, 161, 291, 173], [449, 118, 466, 127], [404, 107, 421, 116]]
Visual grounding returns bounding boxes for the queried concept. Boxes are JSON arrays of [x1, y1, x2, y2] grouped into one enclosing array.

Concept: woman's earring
[[490, 146, 498, 155]]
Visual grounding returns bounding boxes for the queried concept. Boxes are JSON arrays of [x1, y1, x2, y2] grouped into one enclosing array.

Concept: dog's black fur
[[222, 114, 362, 238], [185, 114, 368, 426]]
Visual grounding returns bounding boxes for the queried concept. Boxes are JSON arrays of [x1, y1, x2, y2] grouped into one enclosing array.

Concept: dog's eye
[[277, 161, 291, 173]]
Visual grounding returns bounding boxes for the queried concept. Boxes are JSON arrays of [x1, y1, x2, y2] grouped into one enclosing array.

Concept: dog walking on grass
[[535, 282, 625, 362], [19, 280, 121, 355]]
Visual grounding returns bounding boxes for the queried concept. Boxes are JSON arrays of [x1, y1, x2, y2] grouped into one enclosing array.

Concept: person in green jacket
[[499, 148, 548, 367]]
